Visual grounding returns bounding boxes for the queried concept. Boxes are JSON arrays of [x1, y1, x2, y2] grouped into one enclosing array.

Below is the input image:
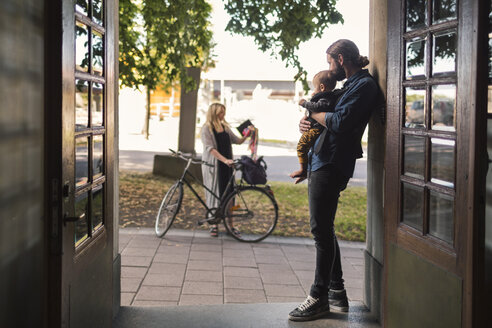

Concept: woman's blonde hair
[[205, 103, 229, 131]]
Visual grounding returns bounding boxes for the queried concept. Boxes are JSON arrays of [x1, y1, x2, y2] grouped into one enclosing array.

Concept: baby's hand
[[298, 99, 306, 106]]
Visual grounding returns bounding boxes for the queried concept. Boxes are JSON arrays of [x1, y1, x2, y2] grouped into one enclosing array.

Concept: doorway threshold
[[113, 302, 380, 328]]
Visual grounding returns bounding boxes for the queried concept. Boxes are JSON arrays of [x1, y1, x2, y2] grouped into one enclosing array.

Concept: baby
[[290, 70, 345, 183]]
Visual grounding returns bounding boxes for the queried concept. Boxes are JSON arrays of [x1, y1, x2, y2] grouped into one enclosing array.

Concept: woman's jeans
[[308, 164, 350, 299]]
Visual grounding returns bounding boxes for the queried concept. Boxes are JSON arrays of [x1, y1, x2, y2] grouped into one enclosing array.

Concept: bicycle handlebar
[[169, 149, 213, 167]]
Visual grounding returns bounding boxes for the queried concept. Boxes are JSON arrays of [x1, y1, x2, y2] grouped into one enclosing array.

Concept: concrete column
[[178, 67, 201, 154], [365, 0, 387, 323]]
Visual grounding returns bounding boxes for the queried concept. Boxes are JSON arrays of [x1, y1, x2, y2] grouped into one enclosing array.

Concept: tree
[[119, 0, 343, 137], [119, 0, 214, 138], [223, 0, 343, 91]]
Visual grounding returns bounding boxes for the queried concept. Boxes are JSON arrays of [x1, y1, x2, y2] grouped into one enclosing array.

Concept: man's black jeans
[[308, 164, 350, 299]]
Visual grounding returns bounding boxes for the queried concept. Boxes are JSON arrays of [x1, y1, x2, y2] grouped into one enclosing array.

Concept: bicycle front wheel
[[223, 186, 278, 242], [155, 181, 183, 237]]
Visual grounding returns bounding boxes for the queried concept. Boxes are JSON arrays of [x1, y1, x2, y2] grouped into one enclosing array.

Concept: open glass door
[[47, 0, 116, 326], [384, 0, 484, 326], [66, 0, 116, 326], [72, 0, 107, 252], [398, 0, 458, 257]]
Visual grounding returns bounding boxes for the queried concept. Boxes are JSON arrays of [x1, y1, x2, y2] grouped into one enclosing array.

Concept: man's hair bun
[[357, 56, 370, 68]]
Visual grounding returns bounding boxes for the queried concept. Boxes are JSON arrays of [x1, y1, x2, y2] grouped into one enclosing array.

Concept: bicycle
[[155, 149, 278, 242]]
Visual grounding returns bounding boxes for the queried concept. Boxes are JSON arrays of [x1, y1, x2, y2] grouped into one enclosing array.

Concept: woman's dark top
[[213, 125, 233, 198]]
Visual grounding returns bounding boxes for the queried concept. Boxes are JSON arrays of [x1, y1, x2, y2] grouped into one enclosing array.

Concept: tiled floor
[[119, 227, 365, 307]]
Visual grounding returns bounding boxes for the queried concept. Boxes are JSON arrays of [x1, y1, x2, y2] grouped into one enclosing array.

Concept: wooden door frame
[[383, 0, 488, 326], [470, 0, 489, 325], [45, 0, 65, 325], [45, 0, 116, 326]]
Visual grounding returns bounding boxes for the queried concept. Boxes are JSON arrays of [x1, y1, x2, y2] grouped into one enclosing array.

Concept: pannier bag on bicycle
[[240, 155, 267, 185]]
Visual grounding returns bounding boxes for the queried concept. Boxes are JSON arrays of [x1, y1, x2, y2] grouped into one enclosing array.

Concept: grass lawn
[[119, 172, 367, 242]]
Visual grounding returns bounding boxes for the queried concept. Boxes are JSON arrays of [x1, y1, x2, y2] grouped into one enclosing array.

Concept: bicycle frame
[[176, 155, 240, 224]]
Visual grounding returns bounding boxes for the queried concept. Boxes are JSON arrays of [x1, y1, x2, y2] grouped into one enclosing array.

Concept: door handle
[[64, 212, 85, 225], [62, 181, 85, 225]]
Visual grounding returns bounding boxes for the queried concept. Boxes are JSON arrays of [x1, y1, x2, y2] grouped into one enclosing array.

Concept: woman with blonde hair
[[201, 103, 252, 237]]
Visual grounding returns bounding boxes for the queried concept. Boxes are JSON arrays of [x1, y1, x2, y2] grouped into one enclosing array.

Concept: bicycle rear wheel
[[222, 186, 278, 242], [155, 181, 183, 237]]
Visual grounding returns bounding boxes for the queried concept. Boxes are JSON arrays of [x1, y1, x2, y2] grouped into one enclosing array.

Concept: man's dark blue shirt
[[309, 69, 380, 177]]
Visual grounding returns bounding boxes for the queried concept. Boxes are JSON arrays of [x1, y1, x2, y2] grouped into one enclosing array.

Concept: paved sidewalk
[[119, 228, 365, 307]]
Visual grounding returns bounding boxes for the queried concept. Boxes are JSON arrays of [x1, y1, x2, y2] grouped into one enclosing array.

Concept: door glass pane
[[76, 137, 89, 187], [405, 87, 426, 128], [75, 0, 89, 16], [75, 80, 89, 130], [433, 30, 457, 75], [92, 185, 104, 231], [93, 0, 104, 25], [429, 191, 454, 244], [432, 0, 457, 24], [486, 118, 492, 301], [75, 22, 89, 72], [402, 183, 424, 231], [406, 0, 427, 31], [93, 135, 103, 178], [92, 31, 103, 76], [489, 1, 492, 80], [75, 192, 89, 246], [431, 84, 456, 131], [490, 0, 492, 28], [488, 0, 492, 295], [92, 83, 104, 126], [484, 8, 491, 289], [489, 86, 492, 114], [431, 138, 455, 188], [406, 38, 426, 79], [404, 135, 426, 179], [489, 37, 492, 82]]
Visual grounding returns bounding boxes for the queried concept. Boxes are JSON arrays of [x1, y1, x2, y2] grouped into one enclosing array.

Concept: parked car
[[405, 99, 425, 128], [432, 99, 454, 127]]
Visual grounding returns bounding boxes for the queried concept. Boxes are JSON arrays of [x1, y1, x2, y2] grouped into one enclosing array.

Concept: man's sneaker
[[288, 295, 330, 321], [328, 289, 349, 312]]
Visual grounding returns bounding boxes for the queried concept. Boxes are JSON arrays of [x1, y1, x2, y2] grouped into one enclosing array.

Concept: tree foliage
[[119, 0, 214, 92], [120, 0, 344, 92], [119, 0, 214, 137], [223, 0, 343, 90]]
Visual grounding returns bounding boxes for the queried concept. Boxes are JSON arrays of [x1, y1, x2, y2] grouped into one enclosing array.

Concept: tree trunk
[[143, 86, 151, 139]]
